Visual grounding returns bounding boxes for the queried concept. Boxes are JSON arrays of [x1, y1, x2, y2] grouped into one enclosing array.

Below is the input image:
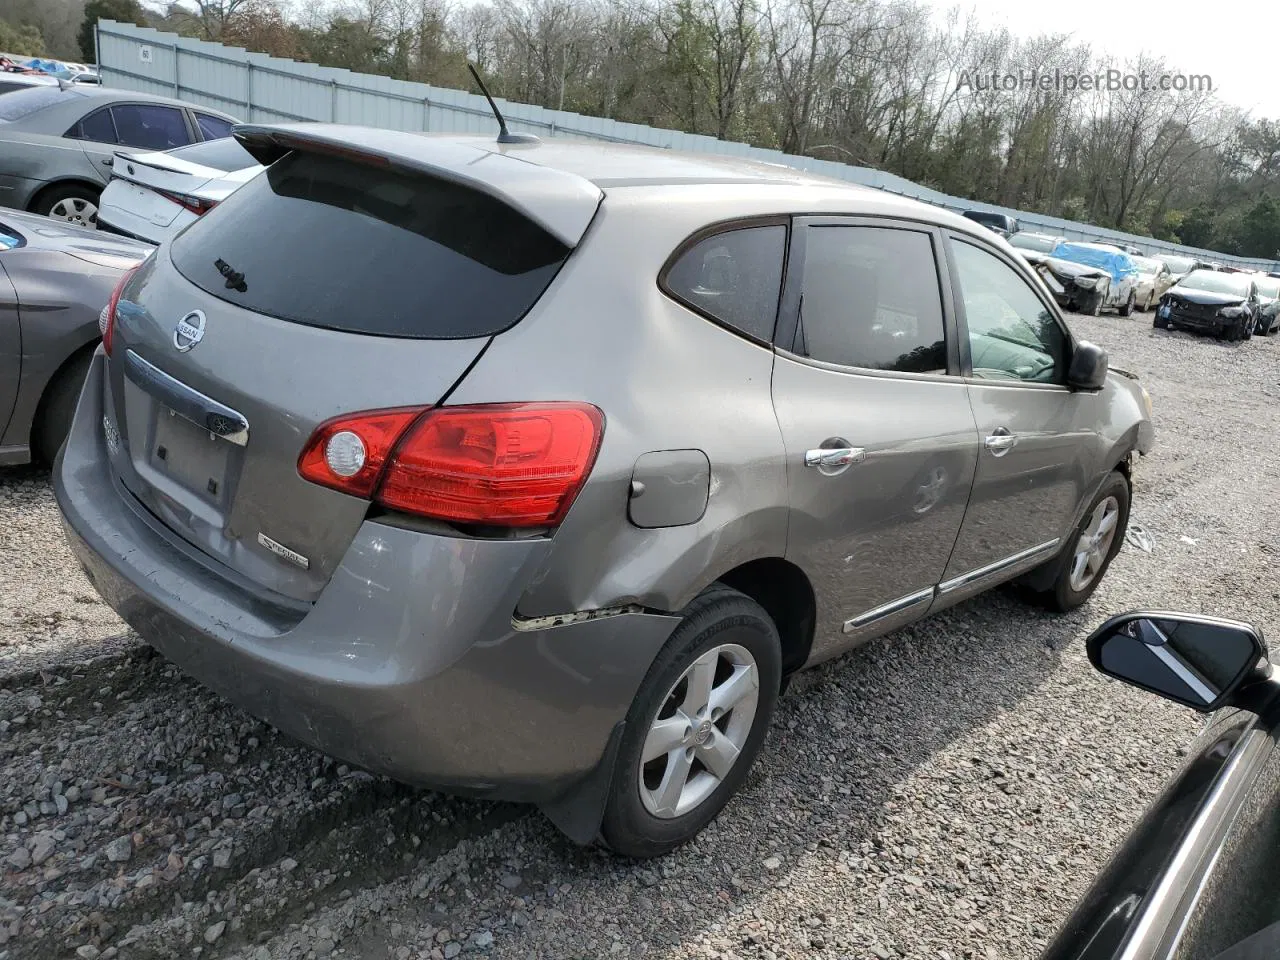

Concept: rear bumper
[[55, 350, 679, 802]]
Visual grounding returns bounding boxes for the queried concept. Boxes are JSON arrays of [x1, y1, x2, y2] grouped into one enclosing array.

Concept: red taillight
[[296, 402, 605, 528], [297, 407, 426, 499], [157, 189, 218, 216], [100, 264, 139, 357]]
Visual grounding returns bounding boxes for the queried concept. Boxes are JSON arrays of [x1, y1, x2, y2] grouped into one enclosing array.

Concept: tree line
[[3, 0, 1278, 258]]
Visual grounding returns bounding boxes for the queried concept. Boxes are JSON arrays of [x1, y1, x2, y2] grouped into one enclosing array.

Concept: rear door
[[770, 217, 979, 660], [939, 233, 1098, 595], [104, 144, 596, 604]]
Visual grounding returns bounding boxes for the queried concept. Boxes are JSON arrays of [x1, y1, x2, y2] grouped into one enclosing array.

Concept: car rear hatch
[[102, 127, 602, 605]]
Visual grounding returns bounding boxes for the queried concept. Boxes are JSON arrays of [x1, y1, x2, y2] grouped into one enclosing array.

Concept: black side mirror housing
[[1068, 340, 1108, 391], [1086, 611, 1270, 713]]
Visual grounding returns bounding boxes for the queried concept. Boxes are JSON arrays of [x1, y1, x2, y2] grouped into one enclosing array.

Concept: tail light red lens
[[378, 403, 605, 527], [157, 189, 218, 216], [100, 264, 139, 357], [297, 407, 426, 499], [296, 402, 605, 528]]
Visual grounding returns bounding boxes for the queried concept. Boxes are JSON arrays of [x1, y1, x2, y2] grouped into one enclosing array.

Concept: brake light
[[157, 189, 218, 216], [100, 264, 139, 357], [296, 403, 605, 527], [297, 407, 426, 499]]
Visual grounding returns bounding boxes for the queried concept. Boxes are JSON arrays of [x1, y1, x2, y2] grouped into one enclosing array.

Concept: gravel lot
[[3, 312, 1278, 960]]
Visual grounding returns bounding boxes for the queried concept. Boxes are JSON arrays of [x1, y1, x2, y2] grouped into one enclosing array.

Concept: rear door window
[[170, 150, 572, 339], [662, 224, 786, 342], [111, 104, 191, 150], [792, 224, 948, 374]]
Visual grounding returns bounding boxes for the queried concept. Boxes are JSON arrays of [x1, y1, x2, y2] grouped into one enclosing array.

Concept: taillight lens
[[379, 403, 604, 527], [297, 407, 426, 499], [296, 402, 605, 528], [157, 189, 218, 216], [100, 264, 139, 357]]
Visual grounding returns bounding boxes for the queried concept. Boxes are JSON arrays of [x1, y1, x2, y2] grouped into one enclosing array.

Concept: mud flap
[[538, 721, 626, 846]]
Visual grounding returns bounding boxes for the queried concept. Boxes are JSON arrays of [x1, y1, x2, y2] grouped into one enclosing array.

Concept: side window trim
[[774, 215, 961, 378], [941, 231, 1075, 390], [657, 215, 790, 346]]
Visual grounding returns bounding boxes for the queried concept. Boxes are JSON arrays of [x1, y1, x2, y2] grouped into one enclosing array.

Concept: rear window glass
[[663, 225, 786, 342], [0, 86, 65, 121], [195, 113, 235, 141], [170, 150, 572, 339], [169, 137, 255, 172]]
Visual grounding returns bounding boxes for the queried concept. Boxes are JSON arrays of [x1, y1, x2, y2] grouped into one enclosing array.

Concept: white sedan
[[97, 138, 262, 245]]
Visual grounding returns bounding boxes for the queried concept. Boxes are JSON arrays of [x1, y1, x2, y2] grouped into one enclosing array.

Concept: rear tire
[[600, 584, 781, 859], [32, 352, 92, 465], [1037, 471, 1130, 613], [33, 184, 100, 228]]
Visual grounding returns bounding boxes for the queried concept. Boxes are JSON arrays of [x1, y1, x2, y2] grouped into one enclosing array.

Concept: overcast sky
[[923, 0, 1278, 121]]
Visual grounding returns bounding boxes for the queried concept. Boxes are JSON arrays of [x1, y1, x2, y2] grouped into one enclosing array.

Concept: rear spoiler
[[232, 123, 603, 247]]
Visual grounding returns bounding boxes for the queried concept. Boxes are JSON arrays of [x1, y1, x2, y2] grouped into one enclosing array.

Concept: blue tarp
[[1051, 242, 1139, 285]]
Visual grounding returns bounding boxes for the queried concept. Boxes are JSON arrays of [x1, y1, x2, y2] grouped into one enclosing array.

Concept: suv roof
[[233, 123, 992, 244]]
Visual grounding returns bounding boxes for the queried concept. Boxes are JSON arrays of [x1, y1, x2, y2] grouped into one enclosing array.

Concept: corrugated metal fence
[[95, 20, 1278, 271]]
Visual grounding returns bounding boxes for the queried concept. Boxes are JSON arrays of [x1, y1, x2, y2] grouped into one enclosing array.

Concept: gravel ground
[[3, 312, 1278, 960]]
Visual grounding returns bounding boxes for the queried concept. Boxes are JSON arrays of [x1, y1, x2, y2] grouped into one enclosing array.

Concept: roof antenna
[[467, 63, 539, 145]]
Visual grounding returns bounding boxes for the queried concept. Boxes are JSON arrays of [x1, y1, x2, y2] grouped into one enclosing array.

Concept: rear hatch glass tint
[[169, 150, 572, 339]]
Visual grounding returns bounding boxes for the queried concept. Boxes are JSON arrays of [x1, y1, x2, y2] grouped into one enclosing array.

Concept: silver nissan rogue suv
[[55, 123, 1154, 857]]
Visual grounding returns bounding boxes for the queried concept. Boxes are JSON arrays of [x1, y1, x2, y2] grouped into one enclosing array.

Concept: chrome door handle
[[984, 429, 1018, 457], [804, 447, 865, 469]]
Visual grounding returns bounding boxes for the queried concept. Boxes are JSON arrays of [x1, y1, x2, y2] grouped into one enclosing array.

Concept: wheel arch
[[27, 177, 104, 215], [30, 339, 97, 462]]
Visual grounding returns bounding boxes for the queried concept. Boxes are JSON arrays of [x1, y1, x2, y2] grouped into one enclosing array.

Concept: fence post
[[421, 96, 430, 131], [331, 79, 338, 122], [245, 60, 253, 120], [172, 42, 180, 97]]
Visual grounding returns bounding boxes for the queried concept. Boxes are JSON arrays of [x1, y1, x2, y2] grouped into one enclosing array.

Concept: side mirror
[[1067, 340, 1108, 390], [1086, 612, 1269, 712]]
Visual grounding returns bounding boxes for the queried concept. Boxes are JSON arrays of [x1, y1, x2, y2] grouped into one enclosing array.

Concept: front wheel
[[600, 584, 781, 858], [1086, 291, 1103, 316], [1119, 290, 1136, 317], [1040, 472, 1130, 612], [1143, 291, 1153, 312]]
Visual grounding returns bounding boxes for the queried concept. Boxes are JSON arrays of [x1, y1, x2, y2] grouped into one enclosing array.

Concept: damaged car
[[1034, 241, 1141, 316], [55, 122, 1154, 858], [1253, 274, 1280, 335], [1154, 268, 1260, 341], [1007, 231, 1064, 266], [1131, 255, 1175, 311]]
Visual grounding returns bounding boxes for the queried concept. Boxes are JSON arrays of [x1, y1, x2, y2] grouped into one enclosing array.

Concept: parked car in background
[[0, 85, 239, 228], [0, 209, 150, 466], [1252, 274, 1280, 335], [1007, 231, 1064, 265], [1131, 255, 1176, 311], [56, 123, 1152, 859], [1035, 241, 1141, 315], [1043, 609, 1280, 960], [98, 137, 262, 244], [0, 72, 58, 95], [1154, 268, 1260, 341], [1155, 253, 1211, 283], [961, 209, 1018, 238]]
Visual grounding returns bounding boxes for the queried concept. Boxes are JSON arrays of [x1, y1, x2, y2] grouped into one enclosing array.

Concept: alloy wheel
[[639, 643, 759, 819], [1069, 495, 1120, 592]]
